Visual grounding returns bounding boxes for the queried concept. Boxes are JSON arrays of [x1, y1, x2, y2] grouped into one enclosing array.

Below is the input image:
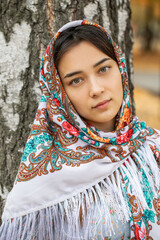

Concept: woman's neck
[[87, 118, 116, 132]]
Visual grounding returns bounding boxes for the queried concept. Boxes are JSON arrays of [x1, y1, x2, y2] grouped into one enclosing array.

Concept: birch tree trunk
[[0, 0, 134, 221]]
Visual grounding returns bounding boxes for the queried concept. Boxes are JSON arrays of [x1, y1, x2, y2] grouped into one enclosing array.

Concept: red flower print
[[62, 121, 79, 137], [135, 223, 146, 240], [90, 140, 95, 145], [41, 68, 45, 77], [82, 20, 90, 25], [135, 224, 141, 240], [128, 128, 133, 138], [121, 62, 125, 69], [117, 129, 133, 144], [53, 98, 61, 107], [46, 44, 50, 55]]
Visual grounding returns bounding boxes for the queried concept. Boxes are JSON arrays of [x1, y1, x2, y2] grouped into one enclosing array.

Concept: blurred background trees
[[131, 0, 160, 52], [131, 0, 160, 129]]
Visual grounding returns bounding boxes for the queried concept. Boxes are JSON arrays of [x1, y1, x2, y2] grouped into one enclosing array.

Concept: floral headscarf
[[0, 20, 160, 240]]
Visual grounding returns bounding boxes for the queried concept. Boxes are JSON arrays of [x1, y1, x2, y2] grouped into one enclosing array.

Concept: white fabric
[[3, 157, 125, 220]]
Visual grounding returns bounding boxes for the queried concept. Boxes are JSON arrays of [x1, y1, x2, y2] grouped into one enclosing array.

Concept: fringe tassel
[[0, 143, 159, 240]]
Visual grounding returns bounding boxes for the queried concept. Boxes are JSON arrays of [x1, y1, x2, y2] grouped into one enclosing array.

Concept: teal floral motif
[[40, 95, 47, 102], [143, 190, 154, 209], [140, 122, 146, 130], [109, 138, 116, 144], [18, 125, 105, 181], [22, 133, 53, 162], [123, 88, 128, 101], [144, 209, 155, 223], [140, 168, 154, 209]]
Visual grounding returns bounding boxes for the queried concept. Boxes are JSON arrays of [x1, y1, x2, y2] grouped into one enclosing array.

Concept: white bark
[[0, 22, 31, 131]]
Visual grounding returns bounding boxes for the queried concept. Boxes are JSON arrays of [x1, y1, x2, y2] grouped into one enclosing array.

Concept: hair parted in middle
[[53, 25, 117, 70]]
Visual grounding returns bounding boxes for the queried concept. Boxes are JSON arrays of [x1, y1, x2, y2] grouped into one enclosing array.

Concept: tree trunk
[[0, 0, 134, 222]]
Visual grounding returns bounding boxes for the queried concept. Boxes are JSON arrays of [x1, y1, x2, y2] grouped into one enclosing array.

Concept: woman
[[0, 20, 160, 240]]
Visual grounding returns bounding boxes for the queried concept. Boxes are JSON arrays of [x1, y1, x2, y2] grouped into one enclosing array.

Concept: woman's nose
[[89, 77, 105, 98]]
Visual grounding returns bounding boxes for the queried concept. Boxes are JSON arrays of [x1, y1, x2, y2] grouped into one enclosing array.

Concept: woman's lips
[[93, 99, 111, 109]]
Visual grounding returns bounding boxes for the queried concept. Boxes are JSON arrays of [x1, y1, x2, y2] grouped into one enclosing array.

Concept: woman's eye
[[70, 78, 82, 85], [99, 66, 110, 73]]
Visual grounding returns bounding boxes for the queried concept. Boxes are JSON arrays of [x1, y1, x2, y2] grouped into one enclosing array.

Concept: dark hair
[[53, 25, 117, 69]]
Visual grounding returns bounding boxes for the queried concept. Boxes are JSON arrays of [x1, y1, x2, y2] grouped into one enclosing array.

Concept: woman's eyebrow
[[93, 57, 110, 68], [63, 57, 110, 79], [64, 71, 82, 79]]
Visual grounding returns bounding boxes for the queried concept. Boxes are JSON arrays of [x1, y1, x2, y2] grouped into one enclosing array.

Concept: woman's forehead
[[58, 41, 111, 75]]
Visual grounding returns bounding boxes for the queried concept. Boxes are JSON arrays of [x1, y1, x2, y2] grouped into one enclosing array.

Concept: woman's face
[[58, 41, 123, 132]]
